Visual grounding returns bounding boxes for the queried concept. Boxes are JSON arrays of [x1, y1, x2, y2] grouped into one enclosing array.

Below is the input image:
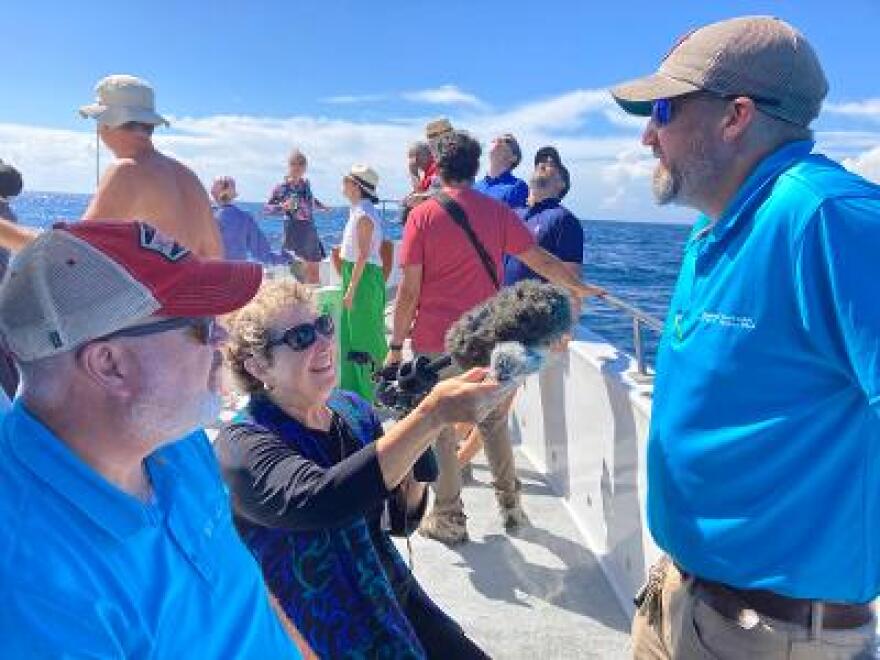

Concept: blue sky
[[2, 0, 878, 221]]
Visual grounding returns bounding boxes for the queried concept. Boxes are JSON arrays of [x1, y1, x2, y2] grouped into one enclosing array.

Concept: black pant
[[0, 348, 17, 399], [402, 580, 491, 660]]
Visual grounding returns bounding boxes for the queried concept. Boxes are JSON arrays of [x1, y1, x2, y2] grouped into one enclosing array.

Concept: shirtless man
[[0, 76, 222, 258], [78, 75, 223, 258]]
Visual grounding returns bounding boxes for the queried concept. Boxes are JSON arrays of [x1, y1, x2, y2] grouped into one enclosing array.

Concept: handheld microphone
[[445, 279, 573, 369]]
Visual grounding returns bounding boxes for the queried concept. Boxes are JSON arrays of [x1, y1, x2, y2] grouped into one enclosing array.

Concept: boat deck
[[395, 447, 632, 659]]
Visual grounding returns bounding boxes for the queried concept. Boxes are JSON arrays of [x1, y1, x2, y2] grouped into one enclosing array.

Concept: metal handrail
[[592, 292, 664, 378]]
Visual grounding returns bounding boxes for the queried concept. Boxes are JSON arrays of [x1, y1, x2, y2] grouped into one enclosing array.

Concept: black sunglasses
[[267, 314, 335, 352], [96, 317, 217, 345]]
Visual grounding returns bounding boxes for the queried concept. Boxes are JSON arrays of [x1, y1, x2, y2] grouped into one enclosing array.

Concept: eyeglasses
[[267, 314, 335, 352], [651, 93, 782, 127], [96, 317, 218, 345]]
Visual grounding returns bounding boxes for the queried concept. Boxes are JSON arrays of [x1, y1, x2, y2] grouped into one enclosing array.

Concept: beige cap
[[611, 16, 828, 127], [346, 164, 379, 198], [426, 117, 454, 140], [79, 74, 170, 128]]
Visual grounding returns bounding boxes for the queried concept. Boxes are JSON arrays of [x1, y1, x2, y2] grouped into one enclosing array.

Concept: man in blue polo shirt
[[0, 222, 303, 658], [611, 15, 880, 659], [504, 156, 583, 287], [474, 133, 528, 208]]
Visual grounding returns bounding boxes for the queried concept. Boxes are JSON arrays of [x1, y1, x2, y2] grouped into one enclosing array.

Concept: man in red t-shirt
[[389, 131, 604, 544]]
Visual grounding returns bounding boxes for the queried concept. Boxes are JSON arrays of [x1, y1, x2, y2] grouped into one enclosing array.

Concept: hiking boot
[[418, 511, 468, 546], [499, 502, 530, 531], [497, 487, 530, 531]]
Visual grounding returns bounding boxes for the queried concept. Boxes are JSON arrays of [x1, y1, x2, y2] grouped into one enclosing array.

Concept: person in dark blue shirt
[[473, 133, 528, 208], [504, 158, 583, 288]]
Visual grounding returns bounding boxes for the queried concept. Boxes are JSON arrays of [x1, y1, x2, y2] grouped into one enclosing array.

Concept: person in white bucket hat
[[77, 74, 223, 258], [79, 74, 170, 128]]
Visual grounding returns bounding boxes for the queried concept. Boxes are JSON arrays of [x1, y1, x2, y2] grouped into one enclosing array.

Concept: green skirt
[[339, 261, 387, 401]]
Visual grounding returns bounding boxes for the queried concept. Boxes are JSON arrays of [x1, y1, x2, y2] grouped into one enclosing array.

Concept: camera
[[348, 351, 451, 418], [347, 351, 441, 482], [375, 355, 451, 417]]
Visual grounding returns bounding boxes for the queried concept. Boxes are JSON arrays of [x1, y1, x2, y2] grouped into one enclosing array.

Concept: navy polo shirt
[[504, 198, 584, 285], [474, 170, 529, 209], [648, 141, 880, 602], [0, 401, 299, 658]]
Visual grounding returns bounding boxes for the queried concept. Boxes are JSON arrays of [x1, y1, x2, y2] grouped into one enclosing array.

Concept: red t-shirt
[[399, 187, 536, 353]]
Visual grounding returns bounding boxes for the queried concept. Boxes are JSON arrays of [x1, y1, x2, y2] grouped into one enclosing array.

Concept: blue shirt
[[0, 402, 299, 658], [648, 141, 880, 602], [504, 198, 584, 285], [213, 203, 289, 265], [473, 170, 528, 209]]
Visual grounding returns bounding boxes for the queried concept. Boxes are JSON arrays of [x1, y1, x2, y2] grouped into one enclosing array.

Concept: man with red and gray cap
[[0, 222, 304, 657], [611, 15, 880, 658]]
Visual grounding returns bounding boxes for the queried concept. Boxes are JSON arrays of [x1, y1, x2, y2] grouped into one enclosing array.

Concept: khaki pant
[[419, 353, 519, 517], [632, 559, 877, 660]]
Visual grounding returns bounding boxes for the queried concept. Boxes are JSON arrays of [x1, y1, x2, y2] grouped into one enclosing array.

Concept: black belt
[[679, 568, 872, 631]]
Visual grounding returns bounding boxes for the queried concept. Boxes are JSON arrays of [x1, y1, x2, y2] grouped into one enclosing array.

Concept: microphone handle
[[426, 354, 453, 374]]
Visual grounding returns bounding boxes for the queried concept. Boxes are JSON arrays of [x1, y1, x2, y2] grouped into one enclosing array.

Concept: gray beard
[[651, 137, 723, 209], [127, 391, 222, 447], [652, 165, 677, 205]]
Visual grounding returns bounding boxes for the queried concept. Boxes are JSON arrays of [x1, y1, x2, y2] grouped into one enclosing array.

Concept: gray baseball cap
[[611, 16, 828, 128]]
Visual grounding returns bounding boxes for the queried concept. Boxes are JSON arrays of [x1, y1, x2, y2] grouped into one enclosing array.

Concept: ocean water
[[11, 191, 690, 365]]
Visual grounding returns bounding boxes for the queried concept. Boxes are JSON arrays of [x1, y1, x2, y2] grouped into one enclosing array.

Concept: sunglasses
[[651, 93, 782, 127], [96, 317, 218, 345], [267, 314, 335, 352]]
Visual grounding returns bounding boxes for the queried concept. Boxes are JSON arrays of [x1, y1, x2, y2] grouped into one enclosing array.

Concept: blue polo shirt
[[0, 401, 299, 658], [504, 198, 584, 285], [474, 170, 528, 208], [648, 141, 880, 602]]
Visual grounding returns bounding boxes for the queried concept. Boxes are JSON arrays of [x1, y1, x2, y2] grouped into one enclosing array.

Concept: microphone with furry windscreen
[[444, 279, 574, 369]]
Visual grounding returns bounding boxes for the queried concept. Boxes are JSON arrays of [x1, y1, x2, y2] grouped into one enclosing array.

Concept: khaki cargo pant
[[632, 557, 877, 660], [419, 353, 519, 517]]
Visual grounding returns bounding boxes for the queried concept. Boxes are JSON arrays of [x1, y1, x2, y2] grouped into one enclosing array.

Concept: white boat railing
[[593, 293, 664, 378]]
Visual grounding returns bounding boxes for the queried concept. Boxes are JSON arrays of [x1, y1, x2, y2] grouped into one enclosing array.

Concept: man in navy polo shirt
[[611, 16, 880, 658], [0, 222, 304, 658], [474, 133, 528, 208], [504, 157, 583, 288]]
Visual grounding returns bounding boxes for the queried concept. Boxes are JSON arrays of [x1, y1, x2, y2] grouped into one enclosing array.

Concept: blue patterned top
[[217, 391, 429, 658]]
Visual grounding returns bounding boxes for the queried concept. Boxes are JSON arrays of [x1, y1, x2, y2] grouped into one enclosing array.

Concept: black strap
[[434, 191, 499, 290]]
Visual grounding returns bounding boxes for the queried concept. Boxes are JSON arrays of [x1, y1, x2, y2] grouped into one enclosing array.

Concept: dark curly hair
[[436, 131, 481, 184], [0, 161, 23, 198]]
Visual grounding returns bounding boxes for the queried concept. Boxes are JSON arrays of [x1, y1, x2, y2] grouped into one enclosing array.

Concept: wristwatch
[[389, 343, 403, 351]]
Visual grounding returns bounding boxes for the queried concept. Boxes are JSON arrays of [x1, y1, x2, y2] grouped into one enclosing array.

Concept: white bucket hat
[[345, 164, 379, 199], [79, 74, 169, 128]]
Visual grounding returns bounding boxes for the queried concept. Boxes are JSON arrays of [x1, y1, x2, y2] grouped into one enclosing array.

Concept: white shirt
[[341, 200, 383, 266]]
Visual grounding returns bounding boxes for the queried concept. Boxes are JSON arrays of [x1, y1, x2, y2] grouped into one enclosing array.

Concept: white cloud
[[319, 94, 386, 105], [402, 85, 488, 111], [1, 89, 876, 224], [825, 99, 880, 121], [843, 145, 880, 183]]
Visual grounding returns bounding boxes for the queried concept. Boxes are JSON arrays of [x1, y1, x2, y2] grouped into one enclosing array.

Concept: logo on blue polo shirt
[[700, 311, 756, 330]]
